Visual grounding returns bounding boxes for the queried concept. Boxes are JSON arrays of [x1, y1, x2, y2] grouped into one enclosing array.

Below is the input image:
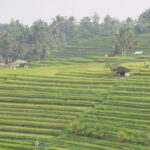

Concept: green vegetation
[[1, 7, 150, 61], [1, 7, 150, 150], [113, 25, 137, 56], [0, 56, 149, 149]]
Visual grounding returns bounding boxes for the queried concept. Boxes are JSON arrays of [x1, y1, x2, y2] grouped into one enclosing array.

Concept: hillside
[[48, 60, 150, 150], [0, 56, 150, 149], [52, 33, 150, 58], [52, 36, 112, 58], [0, 59, 114, 150]]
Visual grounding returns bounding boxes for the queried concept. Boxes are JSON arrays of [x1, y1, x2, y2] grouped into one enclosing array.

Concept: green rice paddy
[[0, 55, 150, 150]]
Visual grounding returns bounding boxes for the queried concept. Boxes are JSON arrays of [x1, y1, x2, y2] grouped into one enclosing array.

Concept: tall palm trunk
[[121, 48, 124, 56]]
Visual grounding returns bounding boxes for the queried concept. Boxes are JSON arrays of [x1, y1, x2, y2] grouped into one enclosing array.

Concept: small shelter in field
[[13, 60, 29, 68], [113, 67, 130, 77]]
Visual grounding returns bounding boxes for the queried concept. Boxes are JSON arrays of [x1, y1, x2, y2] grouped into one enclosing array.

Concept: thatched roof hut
[[113, 67, 130, 77], [13, 60, 29, 68]]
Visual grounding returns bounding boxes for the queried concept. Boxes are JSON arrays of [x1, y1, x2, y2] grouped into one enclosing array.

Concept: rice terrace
[[1, 1, 150, 150], [1, 54, 150, 150]]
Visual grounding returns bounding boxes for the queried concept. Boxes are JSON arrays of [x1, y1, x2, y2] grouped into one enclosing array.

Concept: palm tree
[[51, 15, 65, 50], [127, 33, 139, 56], [31, 20, 48, 60], [114, 25, 136, 56]]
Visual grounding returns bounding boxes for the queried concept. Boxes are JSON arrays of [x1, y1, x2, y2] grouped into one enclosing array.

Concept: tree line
[[0, 8, 150, 61]]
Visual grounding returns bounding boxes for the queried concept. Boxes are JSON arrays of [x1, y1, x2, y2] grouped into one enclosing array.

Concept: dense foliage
[[0, 8, 150, 61]]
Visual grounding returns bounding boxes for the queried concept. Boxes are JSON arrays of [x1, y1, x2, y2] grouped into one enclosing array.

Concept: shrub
[[105, 62, 121, 71], [94, 124, 104, 139], [69, 121, 81, 136], [117, 130, 126, 142]]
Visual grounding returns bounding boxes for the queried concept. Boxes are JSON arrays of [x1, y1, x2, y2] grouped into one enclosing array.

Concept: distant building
[[12, 60, 29, 68], [113, 67, 130, 77], [134, 51, 144, 55], [0, 60, 14, 67]]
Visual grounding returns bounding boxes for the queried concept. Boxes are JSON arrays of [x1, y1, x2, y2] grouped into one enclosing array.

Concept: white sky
[[0, 0, 150, 25]]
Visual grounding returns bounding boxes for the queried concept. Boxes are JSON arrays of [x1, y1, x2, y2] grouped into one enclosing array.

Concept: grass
[[0, 56, 150, 149]]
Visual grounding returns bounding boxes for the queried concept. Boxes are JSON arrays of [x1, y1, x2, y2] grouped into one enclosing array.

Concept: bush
[[117, 130, 126, 142], [69, 122, 104, 139], [69, 121, 81, 136], [105, 62, 121, 71]]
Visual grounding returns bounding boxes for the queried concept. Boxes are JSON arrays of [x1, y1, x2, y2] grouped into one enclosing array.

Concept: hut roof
[[15, 60, 28, 64], [113, 67, 130, 73]]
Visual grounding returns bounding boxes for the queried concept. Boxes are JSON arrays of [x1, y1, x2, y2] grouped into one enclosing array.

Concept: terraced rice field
[[47, 61, 150, 150], [0, 60, 117, 150], [52, 33, 150, 58], [132, 34, 150, 54], [0, 57, 150, 150], [52, 36, 112, 58]]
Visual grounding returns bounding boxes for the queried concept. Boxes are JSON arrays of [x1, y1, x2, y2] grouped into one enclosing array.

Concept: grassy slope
[[46, 60, 150, 150], [52, 36, 112, 58], [52, 33, 150, 58], [0, 56, 150, 149], [0, 58, 116, 150]]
